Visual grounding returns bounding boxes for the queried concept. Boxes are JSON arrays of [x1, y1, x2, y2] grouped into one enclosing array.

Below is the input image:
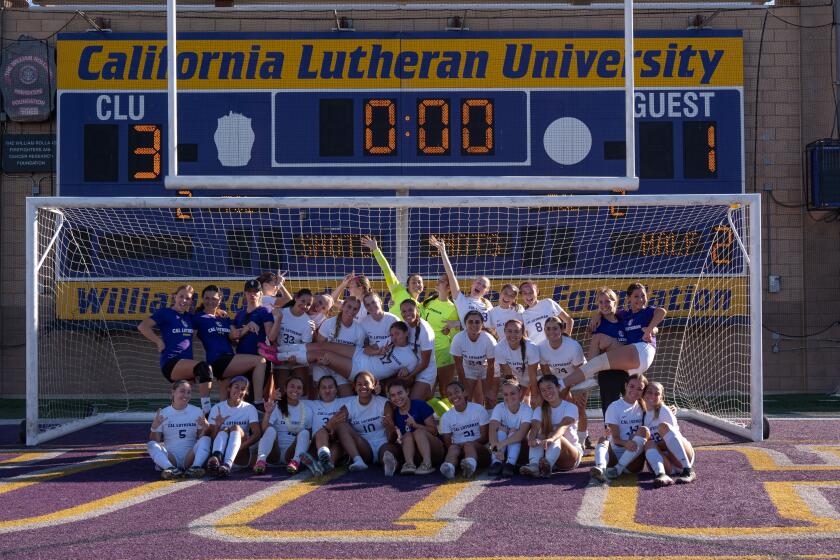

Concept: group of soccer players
[[140, 236, 696, 488]]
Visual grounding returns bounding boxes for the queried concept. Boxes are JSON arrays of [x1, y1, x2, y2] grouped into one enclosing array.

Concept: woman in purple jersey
[[562, 283, 665, 392], [193, 285, 268, 404], [588, 287, 630, 417], [138, 284, 214, 415]]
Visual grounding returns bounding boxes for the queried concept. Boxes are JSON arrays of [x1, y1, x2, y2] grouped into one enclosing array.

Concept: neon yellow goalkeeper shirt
[[372, 247, 418, 315]]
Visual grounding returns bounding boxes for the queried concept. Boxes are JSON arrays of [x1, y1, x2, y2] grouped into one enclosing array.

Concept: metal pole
[[624, 0, 636, 180], [748, 195, 764, 441], [167, 0, 178, 177], [25, 200, 39, 446]]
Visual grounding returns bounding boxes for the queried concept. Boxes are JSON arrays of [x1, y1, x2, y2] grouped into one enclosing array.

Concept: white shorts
[[169, 447, 190, 469], [364, 436, 388, 462], [312, 364, 350, 386], [571, 443, 584, 469], [628, 342, 656, 375], [415, 363, 437, 386]]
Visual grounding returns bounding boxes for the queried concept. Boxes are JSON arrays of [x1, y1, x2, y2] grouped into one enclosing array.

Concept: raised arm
[[429, 235, 461, 296], [361, 236, 401, 292], [330, 273, 354, 305]]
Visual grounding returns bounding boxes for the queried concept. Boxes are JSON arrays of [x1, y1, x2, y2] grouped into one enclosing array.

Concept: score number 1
[[363, 98, 494, 157]]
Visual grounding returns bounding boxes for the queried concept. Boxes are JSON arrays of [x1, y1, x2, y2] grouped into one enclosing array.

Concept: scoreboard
[[56, 31, 744, 197]]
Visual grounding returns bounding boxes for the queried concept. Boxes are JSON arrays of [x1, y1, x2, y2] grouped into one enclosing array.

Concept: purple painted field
[[1, 418, 838, 560]]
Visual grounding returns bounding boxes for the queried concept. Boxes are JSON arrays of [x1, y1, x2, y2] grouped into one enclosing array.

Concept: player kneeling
[[642, 381, 696, 487], [254, 376, 320, 476], [590, 374, 649, 483], [521, 375, 582, 477], [147, 380, 212, 479], [438, 381, 491, 479], [207, 376, 261, 477]]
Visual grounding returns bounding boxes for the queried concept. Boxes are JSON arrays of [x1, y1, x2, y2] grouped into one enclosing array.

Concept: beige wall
[[1, 1, 838, 396]]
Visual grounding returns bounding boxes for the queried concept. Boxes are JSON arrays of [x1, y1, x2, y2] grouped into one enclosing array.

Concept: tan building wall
[[1, 1, 838, 396]]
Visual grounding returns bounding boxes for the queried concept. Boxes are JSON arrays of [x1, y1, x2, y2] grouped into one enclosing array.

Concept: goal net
[[26, 194, 762, 445]]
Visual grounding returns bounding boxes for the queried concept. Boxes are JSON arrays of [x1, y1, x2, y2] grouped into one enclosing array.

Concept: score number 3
[[128, 124, 162, 181]]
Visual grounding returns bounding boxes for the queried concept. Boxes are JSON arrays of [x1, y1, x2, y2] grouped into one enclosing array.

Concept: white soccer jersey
[[604, 398, 644, 443], [455, 292, 493, 325], [439, 402, 490, 444], [277, 308, 315, 345], [522, 299, 565, 345], [209, 400, 259, 435], [152, 404, 204, 459], [309, 311, 327, 330], [644, 405, 681, 444], [538, 337, 586, 378], [490, 401, 533, 433], [406, 318, 436, 380], [450, 330, 497, 380], [260, 295, 277, 312], [318, 316, 366, 347], [352, 346, 419, 381], [266, 401, 312, 447], [531, 400, 580, 447], [353, 304, 369, 322], [360, 312, 399, 348], [493, 340, 540, 385], [487, 305, 524, 336], [346, 395, 389, 445], [304, 397, 350, 430]]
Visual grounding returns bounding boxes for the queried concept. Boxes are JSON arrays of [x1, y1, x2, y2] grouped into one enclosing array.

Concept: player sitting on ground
[[487, 377, 532, 477], [642, 381, 696, 487], [207, 376, 261, 477], [309, 375, 351, 473], [438, 381, 491, 480], [521, 374, 583, 478], [590, 373, 649, 483], [386, 378, 444, 475], [147, 380, 212, 479]]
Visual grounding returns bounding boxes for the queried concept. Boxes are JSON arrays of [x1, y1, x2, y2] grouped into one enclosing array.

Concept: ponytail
[[537, 374, 562, 438]]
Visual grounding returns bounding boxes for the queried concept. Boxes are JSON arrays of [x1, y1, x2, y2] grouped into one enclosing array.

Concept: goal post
[[26, 194, 762, 445]]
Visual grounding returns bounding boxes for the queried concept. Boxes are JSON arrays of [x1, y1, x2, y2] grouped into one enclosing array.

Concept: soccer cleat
[[400, 462, 417, 475], [502, 462, 517, 477], [317, 449, 335, 473], [487, 462, 504, 477], [654, 473, 675, 488], [570, 377, 599, 394], [286, 460, 300, 474], [184, 466, 205, 479], [605, 467, 620, 479], [519, 463, 540, 478], [676, 467, 696, 484], [161, 467, 182, 480], [460, 458, 476, 479], [415, 462, 435, 475], [383, 451, 397, 477], [218, 464, 231, 477], [253, 459, 267, 475], [439, 462, 456, 480], [349, 457, 368, 472], [257, 342, 281, 364], [589, 467, 607, 483], [538, 457, 552, 478], [300, 452, 323, 476], [207, 453, 221, 475]]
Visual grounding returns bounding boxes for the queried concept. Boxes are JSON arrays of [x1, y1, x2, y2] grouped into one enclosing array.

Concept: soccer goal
[[25, 194, 762, 445]]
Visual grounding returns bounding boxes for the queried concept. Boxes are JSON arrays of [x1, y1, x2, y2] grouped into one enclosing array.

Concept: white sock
[[318, 446, 330, 457], [645, 446, 667, 476], [528, 445, 543, 465], [506, 442, 521, 465], [257, 426, 277, 462], [463, 457, 477, 470], [616, 435, 646, 473], [200, 397, 211, 414], [293, 429, 311, 461], [544, 440, 562, 467], [594, 440, 609, 469], [581, 354, 610, 379], [147, 441, 174, 470], [223, 430, 243, 468], [191, 436, 211, 468], [664, 430, 692, 468], [212, 431, 229, 456], [352, 455, 365, 465]]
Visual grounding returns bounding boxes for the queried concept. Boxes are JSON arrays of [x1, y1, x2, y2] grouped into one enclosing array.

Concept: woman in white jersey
[[487, 283, 524, 338], [450, 310, 497, 406], [207, 376, 261, 477], [334, 371, 402, 474], [147, 380, 212, 479], [335, 274, 372, 322], [590, 373, 649, 483], [399, 299, 437, 400], [260, 322, 418, 385], [311, 296, 365, 397], [254, 376, 320, 476], [258, 271, 293, 312], [487, 378, 531, 477], [359, 292, 400, 349], [438, 381, 491, 479], [494, 319, 540, 405], [538, 316, 590, 447], [268, 289, 316, 395], [521, 374, 582, 477], [642, 381, 696, 486], [309, 376, 350, 473], [519, 280, 573, 345], [429, 235, 493, 325]]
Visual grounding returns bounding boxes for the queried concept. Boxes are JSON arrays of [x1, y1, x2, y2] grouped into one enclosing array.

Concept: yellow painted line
[[0, 449, 146, 496], [214, 468, 471, 539], [600, 476, 840, 537], [0, 452, 63, 465], [706, 445, 840, 471]]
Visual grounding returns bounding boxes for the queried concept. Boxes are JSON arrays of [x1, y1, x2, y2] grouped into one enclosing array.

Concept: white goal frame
[[26, 194, 762, 446]]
